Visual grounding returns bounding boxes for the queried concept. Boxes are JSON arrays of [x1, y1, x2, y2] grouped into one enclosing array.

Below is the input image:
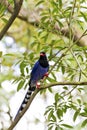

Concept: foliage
[[0, 0, 87, 130]]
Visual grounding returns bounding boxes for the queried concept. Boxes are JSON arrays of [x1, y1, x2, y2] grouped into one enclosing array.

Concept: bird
[[14, 52, 49, 120]]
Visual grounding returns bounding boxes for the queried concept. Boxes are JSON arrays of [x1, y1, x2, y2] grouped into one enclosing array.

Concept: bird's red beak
[[40, 53, 45, 56]]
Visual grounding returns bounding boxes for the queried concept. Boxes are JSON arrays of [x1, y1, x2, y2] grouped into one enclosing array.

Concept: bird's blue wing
[[31, 61, 39, 76]]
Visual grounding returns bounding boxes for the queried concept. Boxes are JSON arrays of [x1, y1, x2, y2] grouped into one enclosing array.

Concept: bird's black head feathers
[[39, 52, 49, 68]]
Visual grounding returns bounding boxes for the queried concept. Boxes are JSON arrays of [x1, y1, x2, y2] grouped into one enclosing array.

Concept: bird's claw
[[44, 72, 49, 77], [36, 82, 40, 89]]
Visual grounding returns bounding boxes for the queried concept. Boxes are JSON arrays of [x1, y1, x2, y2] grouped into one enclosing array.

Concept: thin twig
[[49, 47, 67, 61], [64, 85, 77, 97], [0, 0, 23, 40], [70, 49, 87, 78], [64, 69, 82, 97]]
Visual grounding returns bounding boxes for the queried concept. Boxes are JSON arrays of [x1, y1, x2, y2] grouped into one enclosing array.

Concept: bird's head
[[40, 52, 46, 57], [39, 52, 49, 67]]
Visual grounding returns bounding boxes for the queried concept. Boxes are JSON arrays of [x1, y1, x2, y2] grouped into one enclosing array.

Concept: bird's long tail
[[14, 88, 32, 120]]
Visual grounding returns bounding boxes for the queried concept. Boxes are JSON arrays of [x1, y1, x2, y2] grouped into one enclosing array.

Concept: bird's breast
[[31, 65, 48, 83]]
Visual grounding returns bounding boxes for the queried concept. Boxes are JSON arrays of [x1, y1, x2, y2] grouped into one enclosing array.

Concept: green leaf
[[56, 19, 64, 28], [59, 0, 62, 8], [3, 53, 15, 56], [0, 4, 6, 17], [77, 55, 83, 62], [55, 93, 59, 102], [55, 127, 58, 130], [0, 51, 2, 57], [59, 127, 63, 130], [26, 67, 29, 74], [73, 108, 81, 122], [24, 82, 28, 89], [77, 20, 84, 30], [81, 119, 87, 127], [51, 114, 56, 122], [80, 11, 87, 21], [36, 0, 44, 7], [44, 109, 51, 116], [47, 77, 56, 82], [48, 126, 53, 130], [84, 107, 87, 113], [78, 87, 84, 92], [20, 61, 26, 76], [29, 52, 34, 60], [41, 16, 48, 22], [51, 72, 56, 80], [61, 124, 73, 128], [44, 106, 53, 116], [17, 80, 25, 91], [48, 87, 53, 93], [1, 18, 8, 23], [77, 99, 81, 104], [61, 65, 65, 74], [63, 86, 68, 90], [48, 110, 56, 122], [57, 109, 63, 119], [48, 110, 54, 121], [80, 112, 87, 117]]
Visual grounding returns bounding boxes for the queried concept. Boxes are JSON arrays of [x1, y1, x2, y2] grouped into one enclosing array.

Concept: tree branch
[[40, 81, 87, 90], [0, 0, 23, 40], [70, 49, 87, 78], [54, 25, 87, 46]]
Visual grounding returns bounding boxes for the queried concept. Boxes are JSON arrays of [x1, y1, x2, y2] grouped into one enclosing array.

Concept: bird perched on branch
[[14, 52, 49, 119]]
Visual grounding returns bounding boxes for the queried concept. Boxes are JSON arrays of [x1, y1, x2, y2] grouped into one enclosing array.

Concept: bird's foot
[[36, 82, 40, 89], [44, 72, 49, 77]]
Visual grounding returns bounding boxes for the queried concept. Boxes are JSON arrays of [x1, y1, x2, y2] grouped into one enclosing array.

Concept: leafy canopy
[[0, 0, 87, 130]]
